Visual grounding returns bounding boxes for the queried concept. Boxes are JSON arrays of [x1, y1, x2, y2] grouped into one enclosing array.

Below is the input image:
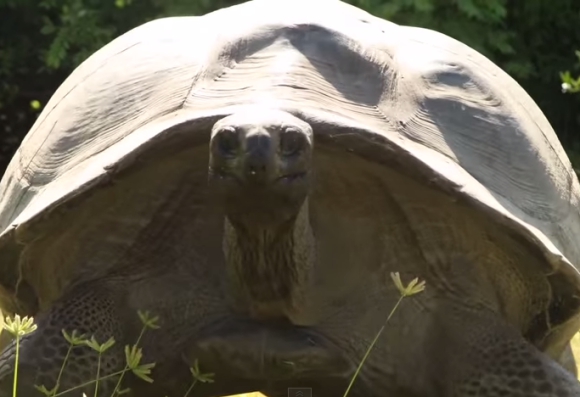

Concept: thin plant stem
[[52, 370, 128, 397], [110, 325, 147, 397], [183, 379, 197, 397], [53, 343, 74, 395], [94, 352, 102, 397], [12, 335, 19, 397], [342, 295, 405, 397]]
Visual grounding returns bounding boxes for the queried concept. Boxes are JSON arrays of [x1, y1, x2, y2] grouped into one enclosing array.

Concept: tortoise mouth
[[209, 167, 310, 224], [209, 168, 308, 187], [274, 171, 308, 185]]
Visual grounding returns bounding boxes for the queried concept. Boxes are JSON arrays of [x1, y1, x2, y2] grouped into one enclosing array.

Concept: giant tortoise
[[0, 0, 580, 396]]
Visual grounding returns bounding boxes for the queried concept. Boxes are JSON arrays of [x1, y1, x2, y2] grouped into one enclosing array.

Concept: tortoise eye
[[216, 127, 239, 157], [279, 128, 305, 157]]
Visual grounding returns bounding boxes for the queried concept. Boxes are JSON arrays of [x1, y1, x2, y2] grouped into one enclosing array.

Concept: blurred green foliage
[[562, 51, 580, 94], [0, 0, 579, 170]]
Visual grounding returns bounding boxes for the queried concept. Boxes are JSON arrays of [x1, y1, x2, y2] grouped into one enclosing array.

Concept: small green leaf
[[84, 335, 115, 353], [124, 345, 143, 369], [137, 310, 160, 330], [100, 337, 116, 352], [85, 336, 101, 351], [34, 384, 56, 396], [30, 100, 42, 110], [62, 329, 87, 346], [190, 359, 215, 384], [132, 362, 156, 383]]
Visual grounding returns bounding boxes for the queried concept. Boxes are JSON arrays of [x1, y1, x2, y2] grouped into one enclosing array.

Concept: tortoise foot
[[184, 319, 352, 381]]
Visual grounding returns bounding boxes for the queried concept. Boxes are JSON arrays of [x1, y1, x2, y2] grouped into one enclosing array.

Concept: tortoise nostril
[[245, 154, 269, 179], [248, 163, 266, 174], [243, 134, 272, 180]]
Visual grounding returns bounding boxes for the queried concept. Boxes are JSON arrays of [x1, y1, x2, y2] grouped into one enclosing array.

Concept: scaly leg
[[185, 318, 353, 381], [0, 282, 126, 397], [431, 307, 580, 397]]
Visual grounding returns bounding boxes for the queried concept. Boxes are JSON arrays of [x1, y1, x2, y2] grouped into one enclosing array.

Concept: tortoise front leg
[[184, 318, 353, 382], [433, 307, 580, 397], [0, 282, 126, 397]]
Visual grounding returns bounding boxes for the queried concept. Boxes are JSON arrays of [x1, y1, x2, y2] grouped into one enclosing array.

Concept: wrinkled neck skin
[[223, 199, 314, 321]]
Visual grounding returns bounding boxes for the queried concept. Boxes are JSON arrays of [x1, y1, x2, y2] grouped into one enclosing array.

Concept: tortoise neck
[[223, 200, 314, 319]]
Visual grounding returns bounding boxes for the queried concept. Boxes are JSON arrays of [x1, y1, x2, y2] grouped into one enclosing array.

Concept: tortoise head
[[208, 109, 313, 225]]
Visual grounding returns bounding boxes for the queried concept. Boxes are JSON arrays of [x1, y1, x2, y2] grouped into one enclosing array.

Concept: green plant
[[1, 308, 216, 397], [2, 315, 37, 397], [2, 311, 158, 397], [560, 51, 580, 94], [342, 272, 426, 397]]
